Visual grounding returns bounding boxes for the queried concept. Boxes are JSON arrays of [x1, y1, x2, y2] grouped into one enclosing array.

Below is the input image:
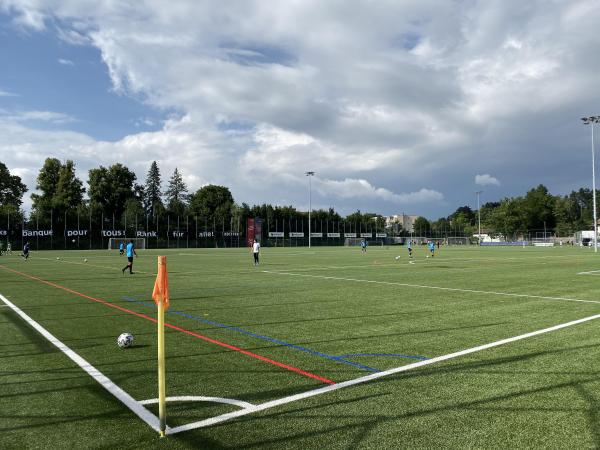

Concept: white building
[[385, 214, 419, 233]]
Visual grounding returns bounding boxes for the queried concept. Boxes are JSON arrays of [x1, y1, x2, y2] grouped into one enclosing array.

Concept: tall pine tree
[[165, 167, 188, 217], [143, 161, 164, 217]]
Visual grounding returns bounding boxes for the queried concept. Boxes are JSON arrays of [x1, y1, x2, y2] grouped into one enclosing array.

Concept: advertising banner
[[289, 232, 304, 237], [247, 218, 255, 246], [101, 230, 126, 238], [65, 229, 89, 237], [327, 233, 341, 238], [268, 232, 284, 238], [255, 218, 263, 242], [136, 231, 158, 238], [22, 229, 53, 237]]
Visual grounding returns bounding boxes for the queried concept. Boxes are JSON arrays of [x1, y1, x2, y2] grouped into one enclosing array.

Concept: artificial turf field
[[3, 245, 600, 449]]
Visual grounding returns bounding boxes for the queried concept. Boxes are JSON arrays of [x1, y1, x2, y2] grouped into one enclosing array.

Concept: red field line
[[0, 264, 335, 385]]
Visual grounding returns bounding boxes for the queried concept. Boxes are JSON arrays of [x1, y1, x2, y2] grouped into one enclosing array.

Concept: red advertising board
[[247, 218, 255, 247]]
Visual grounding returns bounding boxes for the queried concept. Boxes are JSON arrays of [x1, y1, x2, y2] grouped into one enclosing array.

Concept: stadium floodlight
[[305, 171, 315, 248], [582, 116, 600, 253], [476, 191, 483, 245]]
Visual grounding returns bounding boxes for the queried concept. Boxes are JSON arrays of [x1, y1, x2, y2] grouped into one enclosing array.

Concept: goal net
[[344, 238, 384, 247], [532, 232, 554, 247], [447, 237, 470, 246], [108, 238, 146, 250], [344, 238, 362, 246]]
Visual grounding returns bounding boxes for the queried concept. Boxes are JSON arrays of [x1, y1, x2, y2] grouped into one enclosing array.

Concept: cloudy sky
[[1, 0, 599, 219]]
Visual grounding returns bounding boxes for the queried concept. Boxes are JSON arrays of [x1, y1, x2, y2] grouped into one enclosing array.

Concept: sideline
[[262, 270, 600, 306]]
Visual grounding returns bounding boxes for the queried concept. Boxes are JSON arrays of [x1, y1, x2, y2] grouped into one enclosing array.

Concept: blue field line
[[338, 353, 428, 361], [122, 296, 380, 373]]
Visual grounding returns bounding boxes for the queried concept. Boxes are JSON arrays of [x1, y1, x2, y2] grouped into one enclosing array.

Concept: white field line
[[140, 396, 255, 410], [178, 252, 316, 257], [168, 311, 600, 434], [262, 270, 600, 305], [577, 269, 600, 275], [0, 292, 165, 434]]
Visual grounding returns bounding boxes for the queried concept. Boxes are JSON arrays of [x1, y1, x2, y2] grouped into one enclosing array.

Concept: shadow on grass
[[220, 362, 600, 448], [1, 309, 58, 354]]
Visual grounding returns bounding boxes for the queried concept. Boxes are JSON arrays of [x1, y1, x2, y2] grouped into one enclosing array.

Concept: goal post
[[108, 237, 146, 250]]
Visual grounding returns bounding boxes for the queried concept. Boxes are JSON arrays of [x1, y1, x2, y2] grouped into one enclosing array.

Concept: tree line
[[413, 184, 596, 238], [0, 159, 597, 237], [0, 159, 382, 232]]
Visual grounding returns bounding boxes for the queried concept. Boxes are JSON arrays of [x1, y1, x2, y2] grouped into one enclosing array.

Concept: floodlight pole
[[306, 171, 315, 248], [582, 117, 599, 253], [476, 191, 482, 245]]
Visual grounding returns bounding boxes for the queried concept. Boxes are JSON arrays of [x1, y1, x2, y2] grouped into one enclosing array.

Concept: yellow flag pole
[[155, 255, 167, 437], [158, 298, 166, 437]]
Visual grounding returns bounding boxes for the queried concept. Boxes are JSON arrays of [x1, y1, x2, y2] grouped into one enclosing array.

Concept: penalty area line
[[168, 310, 600, 434], [0, 292, 164, 434], [262, 270, 600, 306]]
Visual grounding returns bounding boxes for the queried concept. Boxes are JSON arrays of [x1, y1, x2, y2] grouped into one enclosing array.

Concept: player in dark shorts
[[122, 240, 137, 274], [21, 242, 30, 260]]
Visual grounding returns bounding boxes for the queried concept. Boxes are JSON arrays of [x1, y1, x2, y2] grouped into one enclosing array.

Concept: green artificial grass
[[2, 245, 600, 448]]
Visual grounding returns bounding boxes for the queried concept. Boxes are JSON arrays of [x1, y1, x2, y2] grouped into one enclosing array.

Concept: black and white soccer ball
[[117, 332, 134, 348]]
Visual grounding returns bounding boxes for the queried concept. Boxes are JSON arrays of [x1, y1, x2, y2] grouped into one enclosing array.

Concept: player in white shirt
[[252, 239, 260, 265]]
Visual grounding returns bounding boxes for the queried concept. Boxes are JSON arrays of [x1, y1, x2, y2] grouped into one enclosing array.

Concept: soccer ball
[[395, 256, 400, 260], [84, 258, 88, 263], [72, 239, 76, 243], [117, 332, 134, 348], [56, 257, 60, 260], [426, 255, 430, 258]]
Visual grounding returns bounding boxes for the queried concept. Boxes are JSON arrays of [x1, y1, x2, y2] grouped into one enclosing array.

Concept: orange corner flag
[[152, 256, 170, 310]]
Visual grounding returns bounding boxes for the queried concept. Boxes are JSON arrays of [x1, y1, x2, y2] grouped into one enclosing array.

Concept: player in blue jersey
[[119, 241, 125, 256], [428, 240, 435, 257], [407, 240, 413, 258], [121, 240, 137, 274], [360, 239, 367, 253]]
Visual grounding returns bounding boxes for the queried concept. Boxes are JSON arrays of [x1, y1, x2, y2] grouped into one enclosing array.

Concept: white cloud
[[1, 110, 76, 124], [0, 89, 17, 97], [58, 58, 74, 66], [0, 1, 599, 217], [475, 174, 501, 186], [315, 177, 443, 204]]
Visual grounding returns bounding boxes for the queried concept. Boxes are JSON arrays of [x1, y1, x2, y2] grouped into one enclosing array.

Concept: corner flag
[[152, 256, 170, 310], [152, 256, 169, 437]]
